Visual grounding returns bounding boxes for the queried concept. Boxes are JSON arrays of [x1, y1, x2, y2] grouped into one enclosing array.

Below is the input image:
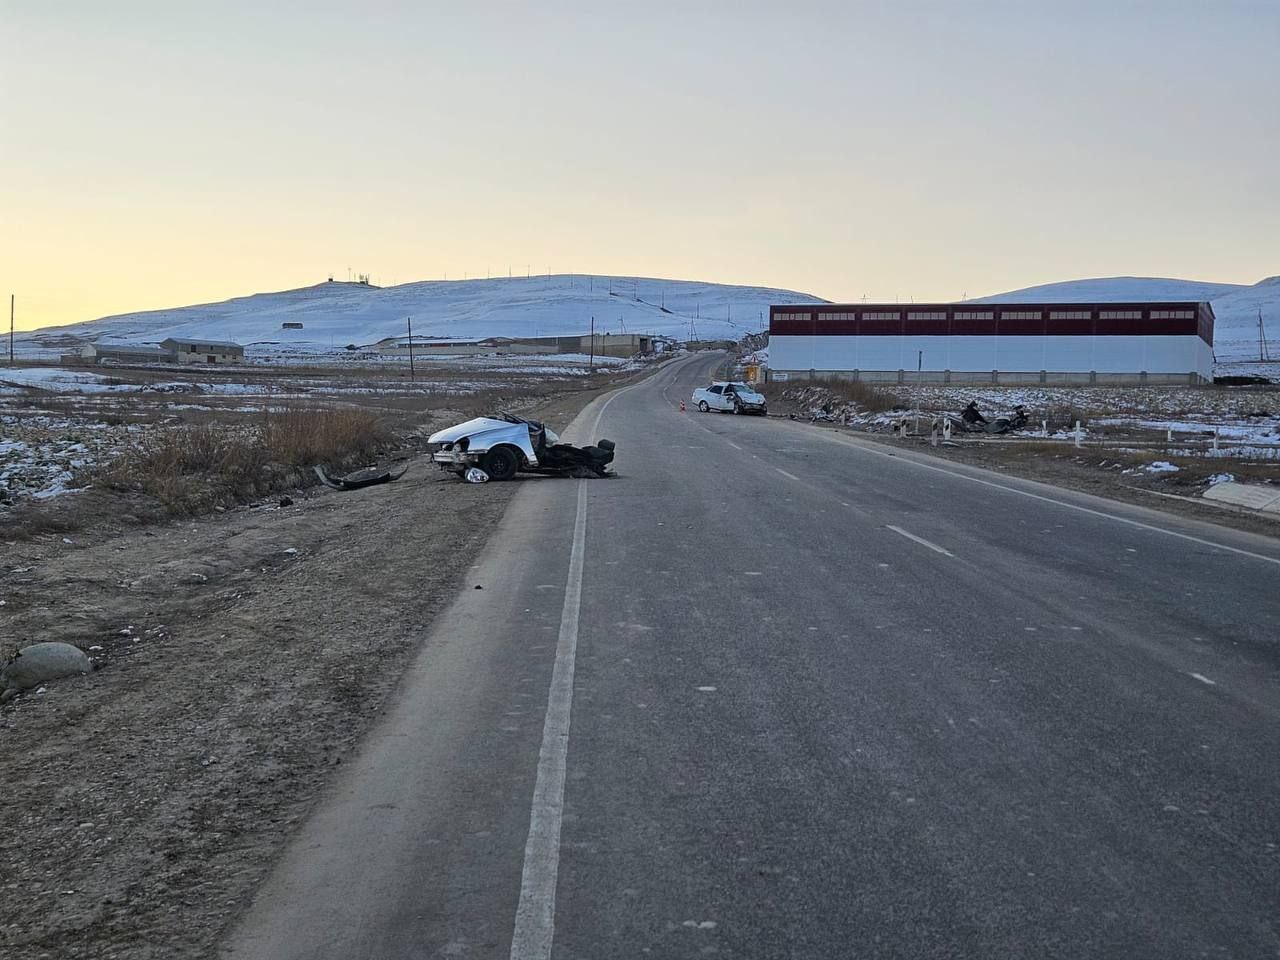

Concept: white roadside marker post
[[1041, 419, 1048, 438], [1074, 420, 1083, 449], [943, 418, 951, 441]]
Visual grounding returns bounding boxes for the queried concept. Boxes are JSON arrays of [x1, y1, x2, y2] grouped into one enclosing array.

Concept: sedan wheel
[[480, 446, 520, 481], [698, 400, 710, 412]]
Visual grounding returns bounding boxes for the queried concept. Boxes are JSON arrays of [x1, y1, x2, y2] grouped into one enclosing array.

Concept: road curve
[[224, 352, 1280, 960]]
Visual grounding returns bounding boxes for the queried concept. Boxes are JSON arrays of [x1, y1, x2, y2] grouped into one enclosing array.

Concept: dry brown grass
[[762, 378, 900, 414], [822, 379, 900, 413], [96, 406, 392, 514]]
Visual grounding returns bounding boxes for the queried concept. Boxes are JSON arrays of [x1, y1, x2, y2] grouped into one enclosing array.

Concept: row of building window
[[780, 309, 1197, 323]]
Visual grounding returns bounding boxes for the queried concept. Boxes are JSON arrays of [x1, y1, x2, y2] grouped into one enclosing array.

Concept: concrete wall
[[80, 344, 177, 364], [379, 344, 496, 357], [768, 334, 1212, 383]]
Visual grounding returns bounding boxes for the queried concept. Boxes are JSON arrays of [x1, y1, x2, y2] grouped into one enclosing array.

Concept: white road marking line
[[726, 440, 743, 451], [695, 686, 717, 692], [776, 468, 800, 481], [1189, 672, 1217, 686], [509, 357, 689, 958], [814, 432, 1280, 568], [509, 480, 588, 960], [885, 525, 954, 557]]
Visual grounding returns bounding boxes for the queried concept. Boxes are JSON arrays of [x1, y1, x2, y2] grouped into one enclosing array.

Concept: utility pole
[[589, 315, 595, 372], [407, 316, 415, 383], [9, 294, 13, 366], [1260, 309, 1271, 362]]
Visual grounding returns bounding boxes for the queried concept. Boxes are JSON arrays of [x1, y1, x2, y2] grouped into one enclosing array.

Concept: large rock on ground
[[1, 642, 92, 698]]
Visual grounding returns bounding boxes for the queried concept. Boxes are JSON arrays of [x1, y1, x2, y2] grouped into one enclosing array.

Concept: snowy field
[[774, 380, 1280, 462]]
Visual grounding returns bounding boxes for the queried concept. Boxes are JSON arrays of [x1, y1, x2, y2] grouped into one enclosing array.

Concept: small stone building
[[159, 338, 245, 365]]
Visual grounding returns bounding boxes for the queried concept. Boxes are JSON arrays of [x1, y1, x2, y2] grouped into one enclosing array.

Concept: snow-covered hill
[[973, 275, 1280, 362], [19, 272, 1278, 367], [18, 275, 827, 356]]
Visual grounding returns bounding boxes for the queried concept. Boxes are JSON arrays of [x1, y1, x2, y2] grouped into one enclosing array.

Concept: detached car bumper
[[432, 449, 482, 471]]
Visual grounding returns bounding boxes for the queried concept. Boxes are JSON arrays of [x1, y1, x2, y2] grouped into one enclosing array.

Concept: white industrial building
[[767, 302, 1215, 384]]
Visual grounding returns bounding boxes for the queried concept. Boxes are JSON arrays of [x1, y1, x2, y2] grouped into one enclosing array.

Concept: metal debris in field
[[951, 402, 1029, 435], [464, 467, 490, 484], [313, 463, 409, 491]]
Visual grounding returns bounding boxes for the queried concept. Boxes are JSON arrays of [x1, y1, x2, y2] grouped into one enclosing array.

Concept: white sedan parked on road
[[691, 381, 768, 415]]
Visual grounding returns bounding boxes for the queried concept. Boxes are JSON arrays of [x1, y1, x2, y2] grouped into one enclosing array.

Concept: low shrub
[[96, 406, 392, 514]]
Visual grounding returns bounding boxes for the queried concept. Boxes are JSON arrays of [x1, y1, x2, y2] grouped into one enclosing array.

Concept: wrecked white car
[[692, 381, 767, 415], [428, 413, 615, 481]]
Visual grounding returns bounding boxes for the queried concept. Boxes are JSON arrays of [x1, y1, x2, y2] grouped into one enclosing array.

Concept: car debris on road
[[429, 413, 615, 481]]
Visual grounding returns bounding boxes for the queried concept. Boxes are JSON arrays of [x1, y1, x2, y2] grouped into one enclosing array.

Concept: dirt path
[[0, 382, 620, 959]]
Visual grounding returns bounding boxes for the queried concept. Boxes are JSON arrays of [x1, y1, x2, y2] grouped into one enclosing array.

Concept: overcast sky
[[3, 0, 1277, 329]]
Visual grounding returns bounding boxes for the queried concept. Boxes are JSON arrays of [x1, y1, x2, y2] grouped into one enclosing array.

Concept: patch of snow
[[1145, 461, 1180, 473], [0, 367, 141, 394], [1091, 417, 1280, 444]]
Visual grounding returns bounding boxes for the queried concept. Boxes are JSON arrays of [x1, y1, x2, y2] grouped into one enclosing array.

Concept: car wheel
[[733, 400, 743, 414], [481, 446, 520, 481], [698, 400, 709, 412]]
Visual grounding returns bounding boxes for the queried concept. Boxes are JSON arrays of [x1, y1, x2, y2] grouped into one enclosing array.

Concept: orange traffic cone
[[679, 400, 686, 413]]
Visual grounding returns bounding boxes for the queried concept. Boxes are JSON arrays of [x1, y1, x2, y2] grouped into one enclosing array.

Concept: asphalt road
[[224, 353, 1280, 960]]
